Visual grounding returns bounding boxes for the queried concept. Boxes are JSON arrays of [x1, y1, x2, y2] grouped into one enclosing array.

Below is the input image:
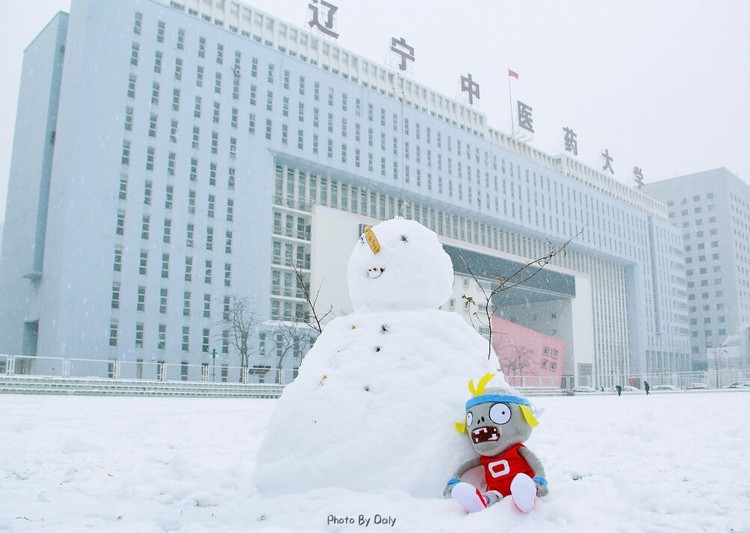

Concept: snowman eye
[[466, 411, 473, 427], [489, 403, 511, 425], [400, 234, 408, 243]]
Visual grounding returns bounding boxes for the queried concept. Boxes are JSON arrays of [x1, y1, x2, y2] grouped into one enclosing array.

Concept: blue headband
[[466, 394, 531, 410]]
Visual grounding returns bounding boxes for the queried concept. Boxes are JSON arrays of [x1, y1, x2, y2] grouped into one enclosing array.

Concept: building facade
[[644, 168, 750, 371], [0, 0, 689, 386]]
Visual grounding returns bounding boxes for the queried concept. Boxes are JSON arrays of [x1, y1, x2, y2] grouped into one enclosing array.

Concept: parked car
[[571, 386, 597, 393], [723, 381, 750, 389], [686, 383, 708, 390], [651, 384, 681, 392]]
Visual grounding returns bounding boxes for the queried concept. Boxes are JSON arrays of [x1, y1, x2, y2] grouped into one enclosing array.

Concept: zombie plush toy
[[444, 373, 548, 513]]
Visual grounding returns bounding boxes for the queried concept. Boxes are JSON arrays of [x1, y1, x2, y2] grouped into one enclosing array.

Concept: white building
[[644, 168, 750, 371], [0, 0, 689, 386]]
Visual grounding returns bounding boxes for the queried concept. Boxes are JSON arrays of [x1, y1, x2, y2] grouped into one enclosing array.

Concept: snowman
[[254, 218, 503, 497]]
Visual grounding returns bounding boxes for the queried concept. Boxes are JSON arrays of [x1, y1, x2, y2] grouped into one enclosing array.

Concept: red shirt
[[480, 443, 536, 496]]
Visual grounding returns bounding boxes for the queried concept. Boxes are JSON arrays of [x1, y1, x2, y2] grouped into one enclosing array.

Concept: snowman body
[[254, 219, 499, 496]]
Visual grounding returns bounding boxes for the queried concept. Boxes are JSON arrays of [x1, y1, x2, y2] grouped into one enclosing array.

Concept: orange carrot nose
[[364, 226, 381, 254]]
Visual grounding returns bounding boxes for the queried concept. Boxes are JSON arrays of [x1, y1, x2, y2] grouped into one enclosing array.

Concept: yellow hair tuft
[[468, 373, 495, 397], [454, 421, 466, 434], [520, 405, 539, 427]]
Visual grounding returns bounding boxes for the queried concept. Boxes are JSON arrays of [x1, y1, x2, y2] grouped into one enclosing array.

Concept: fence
[[0, 354, 296, 386]]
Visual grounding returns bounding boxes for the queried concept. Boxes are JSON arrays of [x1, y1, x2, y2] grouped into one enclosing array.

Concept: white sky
[[1, 0, 749, 224]]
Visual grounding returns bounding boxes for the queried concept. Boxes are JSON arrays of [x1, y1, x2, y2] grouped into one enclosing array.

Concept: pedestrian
[[615, 385, 622, 396], [644, 381, 650, 395]]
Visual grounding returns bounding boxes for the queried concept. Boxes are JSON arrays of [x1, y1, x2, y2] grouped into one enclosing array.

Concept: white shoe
[[510, 474, 536, 513], [451, 481, 487, 513]]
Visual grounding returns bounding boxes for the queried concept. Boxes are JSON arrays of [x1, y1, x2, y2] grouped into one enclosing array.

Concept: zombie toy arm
[[442, 457, 481, 498], [518, 446, 548, 497]]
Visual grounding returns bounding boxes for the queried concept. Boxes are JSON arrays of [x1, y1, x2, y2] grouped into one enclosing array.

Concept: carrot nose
[[364, 226, 381, 254]]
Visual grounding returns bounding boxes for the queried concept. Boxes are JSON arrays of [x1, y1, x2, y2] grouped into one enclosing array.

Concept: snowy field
[[1, 391, 749, 532]]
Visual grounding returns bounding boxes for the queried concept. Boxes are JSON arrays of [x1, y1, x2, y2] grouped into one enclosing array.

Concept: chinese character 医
[[390, 37, 415, 72], [601, 148, 614, 174], [308, 0, 339, 39], [563, 127, 578, 156], [518, 101, 534, 133]]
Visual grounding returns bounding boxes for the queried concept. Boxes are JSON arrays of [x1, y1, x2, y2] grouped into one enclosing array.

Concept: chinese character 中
[[390, 37, 415, 72], [460, 73, 480, 105], [563, 127, 578, 156], [633, 166, 644, 188], [601, 148, 614, 174], [308, 0, 339, 39], [517, 101, 534, 133]]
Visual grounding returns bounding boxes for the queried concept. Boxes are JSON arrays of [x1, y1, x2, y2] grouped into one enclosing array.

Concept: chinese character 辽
[[518, 101, 534, 133], [563, 127, 578, 156], [308, 0, 339, 39]]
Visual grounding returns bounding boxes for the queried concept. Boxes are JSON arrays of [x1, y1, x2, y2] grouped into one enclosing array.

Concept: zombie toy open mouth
[[367, 267, 385, 279], [471, 426, 500, 444]]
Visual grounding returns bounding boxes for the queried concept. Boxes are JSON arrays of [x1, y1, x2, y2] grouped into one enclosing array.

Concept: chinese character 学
[[390, 37, 415, 72], [633, 166, 644, 188], [563, 127, 578, 156], [601, 149, 614, 174], [460, 74, 480, 105], [308, 0, 339, 39], [517, 101, 534, 133]]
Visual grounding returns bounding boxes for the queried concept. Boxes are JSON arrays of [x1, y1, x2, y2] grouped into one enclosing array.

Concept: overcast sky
[[1, 0, 749, 224]]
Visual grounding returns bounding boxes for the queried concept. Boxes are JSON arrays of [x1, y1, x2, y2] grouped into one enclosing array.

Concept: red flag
[[508, 68, 519, 79]]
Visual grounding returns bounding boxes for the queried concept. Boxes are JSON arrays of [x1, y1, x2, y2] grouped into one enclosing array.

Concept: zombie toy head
[[456, 373, 539, 457]]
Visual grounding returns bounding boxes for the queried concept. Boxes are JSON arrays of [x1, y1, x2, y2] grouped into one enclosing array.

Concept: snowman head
[[347, 219, 454, 311]]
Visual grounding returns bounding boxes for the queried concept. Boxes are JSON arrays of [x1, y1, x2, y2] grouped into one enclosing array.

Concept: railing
[[0, 354, 296, 385]]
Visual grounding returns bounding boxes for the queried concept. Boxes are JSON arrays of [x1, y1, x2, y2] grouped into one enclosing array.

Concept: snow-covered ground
[[1, 391, 749, 532]]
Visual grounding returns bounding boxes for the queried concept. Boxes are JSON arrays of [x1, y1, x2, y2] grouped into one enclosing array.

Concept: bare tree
[[267, 318, 317, 384], [500, 344, 536, 387], [216, 295, 258, 378], [461, 232, 581, 360], [710, 344, 728, 389], [290, 261, 334, 334]]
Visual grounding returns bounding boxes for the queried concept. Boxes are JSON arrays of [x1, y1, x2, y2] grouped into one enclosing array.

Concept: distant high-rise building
[[644, 168, 750, 371], [0, 0, 689, 386]]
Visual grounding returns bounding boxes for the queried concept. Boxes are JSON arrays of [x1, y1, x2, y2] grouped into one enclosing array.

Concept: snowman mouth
[[471, 426, 500, 444], [367, 267, 385, 279]]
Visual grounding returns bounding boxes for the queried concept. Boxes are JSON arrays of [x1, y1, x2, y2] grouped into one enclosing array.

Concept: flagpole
[[508, 73, 514, 139]]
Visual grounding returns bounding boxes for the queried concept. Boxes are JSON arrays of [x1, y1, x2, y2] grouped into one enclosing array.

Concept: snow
[[3, 218, 748, 530], [1, 392, 749, 531]]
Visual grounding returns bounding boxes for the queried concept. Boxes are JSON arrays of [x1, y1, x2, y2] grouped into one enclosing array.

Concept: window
[[113, 247, 123, 272], [225, 230, 233, 254], [165, 184, 173, 209], [177, 28, 185, 50], [124, 106, 134, 131], [163, 218, 172, 243], [203, 294, 211, 318], [111, 282, 121, 309], [109, 320, 118, 347], [135, 323, 144, 348], [194, 96, 202, 118], [182, 326, 190, 351], [172, 88, 180, 111], [197, 65, 204, 87], [161, 253, 170, 278], [158, 324, 166, 349], [118, 174, 128, 200], [185, 256, 193, 282], [121, 140, 131, 166], [137, 286, 146, 312], [204, 260, 213, 284], [206, 226, 214, 250], [224, 263, 232, 287], [159, 289, 168, 314], [154, 50, 162, 73], [133, 12, 143, 34], [146, 146, 155, 170], [127, 74, 137, 99], [226, 199, 234, 222], [174, 57, 183, 80], [130, 42, 140, 66], [208, 194, 216, 217], [139, 250, 148, 275], [141, 215, 150, 239], [183, 291, 191, 316], [144, 180, 152, 205], [198, 37, 206, 58]]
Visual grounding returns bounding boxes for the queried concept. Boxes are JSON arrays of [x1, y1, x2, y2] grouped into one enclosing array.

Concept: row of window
[[112, 247, 232, 286]]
